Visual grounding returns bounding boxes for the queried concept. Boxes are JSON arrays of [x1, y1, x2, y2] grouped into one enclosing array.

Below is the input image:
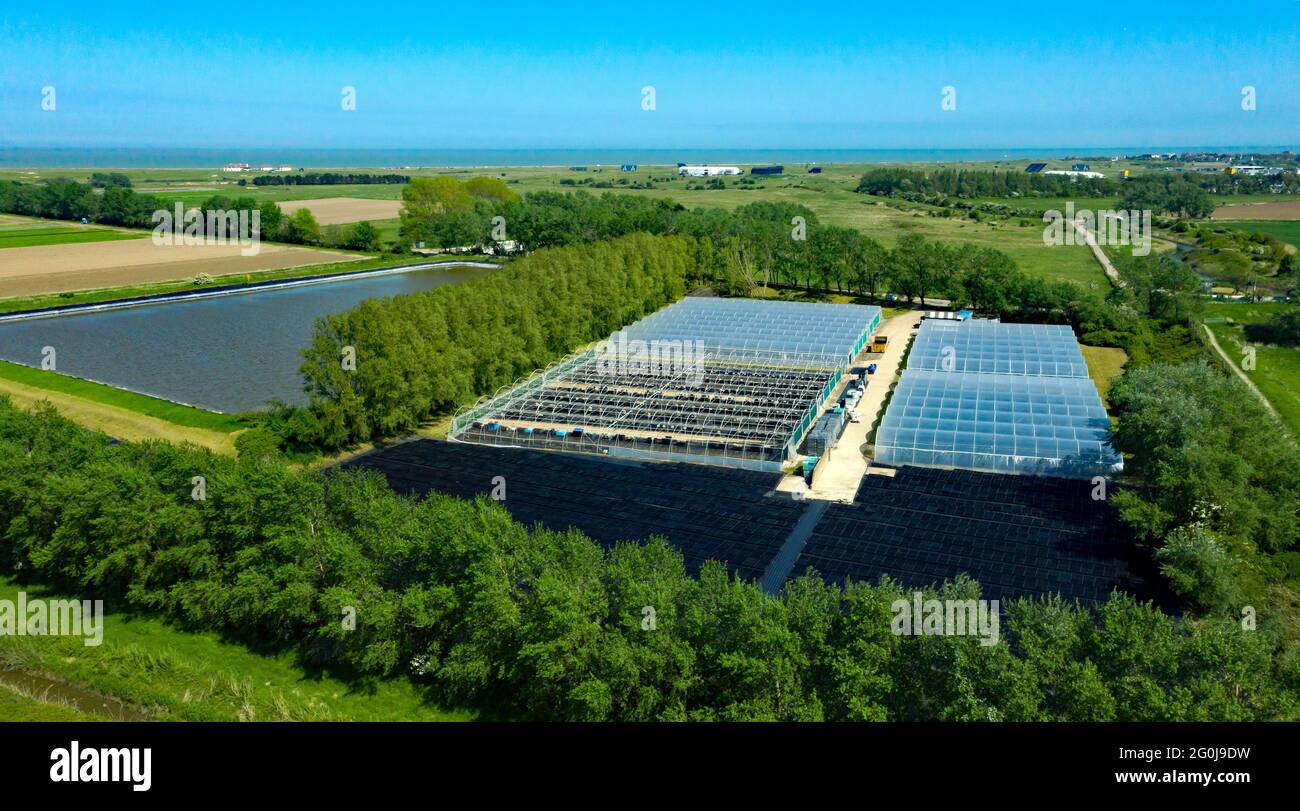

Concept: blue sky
[[2, 1, 1297, 150]]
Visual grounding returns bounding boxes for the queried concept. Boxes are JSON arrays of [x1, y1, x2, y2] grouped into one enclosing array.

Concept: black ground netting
[[340, 439, 803, 580], [788, 466, 1151, 605]]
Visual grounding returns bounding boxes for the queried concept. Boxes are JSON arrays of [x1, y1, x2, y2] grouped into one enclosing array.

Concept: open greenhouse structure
[[451, 297, 882, 471]]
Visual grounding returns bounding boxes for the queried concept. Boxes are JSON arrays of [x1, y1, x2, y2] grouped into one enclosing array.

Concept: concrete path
[[806, 310, 922, 502], [760, 499, 830, 594]]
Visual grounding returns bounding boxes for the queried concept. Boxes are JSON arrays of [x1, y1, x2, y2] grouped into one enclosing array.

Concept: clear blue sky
[[2, 1, 1297, 150]]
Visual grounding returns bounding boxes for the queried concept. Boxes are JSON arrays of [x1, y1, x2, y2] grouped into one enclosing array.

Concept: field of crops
[[0, 225, 142, 249]]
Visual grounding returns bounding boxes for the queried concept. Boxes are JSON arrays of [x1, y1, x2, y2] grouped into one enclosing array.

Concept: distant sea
[[1, 146, 1294, 169]]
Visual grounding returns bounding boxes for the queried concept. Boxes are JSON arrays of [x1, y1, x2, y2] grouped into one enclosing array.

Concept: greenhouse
[[874, 370, 1121, 477], [611, 296, 882, 368], [907, 320, 1090, 377], [451, 297, 882, 470]]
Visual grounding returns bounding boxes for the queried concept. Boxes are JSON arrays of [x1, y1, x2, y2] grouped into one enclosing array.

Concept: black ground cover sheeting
[[340, 438, 802, 579], [789, 466, 1151, 604], [342, 441, 1150, 603]]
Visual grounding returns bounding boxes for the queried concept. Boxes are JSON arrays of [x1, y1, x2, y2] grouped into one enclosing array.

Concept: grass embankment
[[0, 682, 105, 721], [0, 364, 243, 453], [0, 579, 472, 722], [1202, 301, 1300, 437]]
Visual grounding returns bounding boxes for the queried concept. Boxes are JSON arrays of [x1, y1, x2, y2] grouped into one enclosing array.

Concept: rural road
[[1071, 220, 1124, 288], [1200, 324, 1280, 419]]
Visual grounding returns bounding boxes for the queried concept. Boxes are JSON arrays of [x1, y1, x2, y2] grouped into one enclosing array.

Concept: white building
[[678, 165, 743, 177], [1042, 169, 1105, 179], [221, 163, 250, 172]]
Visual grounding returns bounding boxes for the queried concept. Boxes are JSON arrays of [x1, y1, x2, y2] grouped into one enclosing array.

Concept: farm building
[[751, 165, 784, 175], [1043, 169, 1105, 179], [451, 297, 882, 471], [874, 319, 1119, 478], [678, 165, 743, 177], [619, 164, 638, 171]]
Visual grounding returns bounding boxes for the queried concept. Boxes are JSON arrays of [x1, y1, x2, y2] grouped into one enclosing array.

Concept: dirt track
[[276, 197, 402, 225], [0, 239, 367, 298]]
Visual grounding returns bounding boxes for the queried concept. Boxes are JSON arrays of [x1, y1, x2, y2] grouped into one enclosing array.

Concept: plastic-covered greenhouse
[[874, 320, 1120, 478], [612, 297, 882, 368], [451, 297, 882, 470], [908, 320, 1089, 377], [874, 370, 1120, 476]]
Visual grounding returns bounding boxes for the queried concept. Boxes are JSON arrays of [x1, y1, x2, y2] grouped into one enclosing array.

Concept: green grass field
[[0, 164, 1116, 287], [0, 578, 473, 721], [1203, 301, 1300, 436], [0, 226, 142, 249], [1080, 344, 1128, 409], [1217, 219, 1300, 249]]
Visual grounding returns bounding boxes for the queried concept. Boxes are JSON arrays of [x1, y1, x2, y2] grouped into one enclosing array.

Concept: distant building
[[1227, 165, 1283, 176], [1071, 163, 1090, 171], [678, 165, 742, 177], [751, 165, 784, 175], [619, 164, 638, 172], [222, 163, 250, 172], [807, 166, 823, 174], [1024, 162, 1047, 173], [277, 165, 294, 172], [1043, 169, 1105, 179]]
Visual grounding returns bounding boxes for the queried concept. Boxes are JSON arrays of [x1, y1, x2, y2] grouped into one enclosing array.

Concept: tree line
[[0, 397, 1288, 720], [252, 173, 409, 186], [856, 167, 1226, 219], [856, 167, 1117, 199], [0, 180, 381, 251], [289, 232, 695, 448]]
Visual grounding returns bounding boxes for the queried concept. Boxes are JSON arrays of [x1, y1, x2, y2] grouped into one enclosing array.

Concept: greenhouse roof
[[874, 370, 1120, 477], [908, 320, 1089, 378], [612, 297, 882, 367]]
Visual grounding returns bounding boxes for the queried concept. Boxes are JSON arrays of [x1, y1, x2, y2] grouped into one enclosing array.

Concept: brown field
[[1212, 200, 1300, 220], [276, 197, 403, 225], [0, 239, 368, 298]]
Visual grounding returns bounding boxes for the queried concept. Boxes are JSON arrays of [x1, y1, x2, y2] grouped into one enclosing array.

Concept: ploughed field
[[0, 239, 368, 298], [275, 197, 403, 225]]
